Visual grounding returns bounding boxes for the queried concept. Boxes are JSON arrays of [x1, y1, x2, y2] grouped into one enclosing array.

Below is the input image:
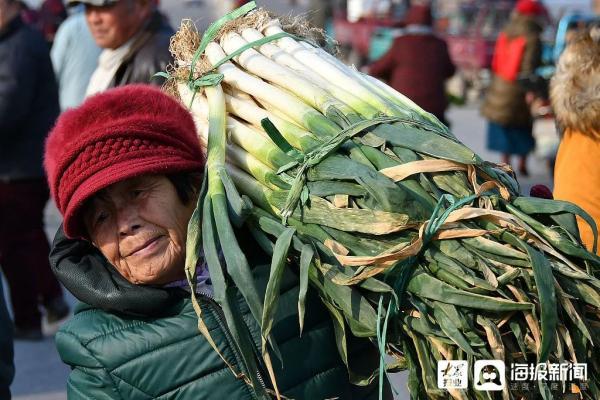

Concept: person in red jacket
[[364, 4, 455, 125], [480, 0, 546, 176]]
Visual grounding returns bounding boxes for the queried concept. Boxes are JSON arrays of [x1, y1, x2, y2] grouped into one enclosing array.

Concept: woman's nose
[[117, 205, 142, 236]]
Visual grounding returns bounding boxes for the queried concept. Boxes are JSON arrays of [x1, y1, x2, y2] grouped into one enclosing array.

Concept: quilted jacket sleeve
[[67, 368, 120, 400], [56, 330, 123, 400]]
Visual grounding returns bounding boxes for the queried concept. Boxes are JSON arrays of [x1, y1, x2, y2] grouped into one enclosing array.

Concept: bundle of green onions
[[163, 3, 600, 399]]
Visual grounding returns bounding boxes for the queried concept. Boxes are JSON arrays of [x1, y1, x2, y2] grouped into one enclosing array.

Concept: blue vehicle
[[553, 12, 600, 63], [524, 12, 600, 99]]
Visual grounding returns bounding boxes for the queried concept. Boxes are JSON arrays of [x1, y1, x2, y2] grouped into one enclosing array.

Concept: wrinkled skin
[[83, 175, 196, 285]]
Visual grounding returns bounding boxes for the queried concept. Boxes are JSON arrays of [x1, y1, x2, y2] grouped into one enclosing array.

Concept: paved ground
[[4, 2, 554, 399]]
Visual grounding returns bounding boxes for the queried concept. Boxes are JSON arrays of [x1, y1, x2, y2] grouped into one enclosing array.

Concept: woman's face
[[83, 175, 196, 285]]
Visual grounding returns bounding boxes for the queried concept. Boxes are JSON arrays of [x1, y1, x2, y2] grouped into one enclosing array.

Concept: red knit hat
[[45, 84, 205, 239], [515, 0, 547, 17]]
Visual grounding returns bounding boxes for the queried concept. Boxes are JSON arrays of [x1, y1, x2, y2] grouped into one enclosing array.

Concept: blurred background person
[[363, 3, 456, 126], [51, 6, 101, 110], [17, 0, 37, 25], [0, 0, 69, 340], [552, 26, 600, 254], [37, 0, 67, 44], [481, 0, 546, 176], [15, 0, 67, 45], [0, 279, 14, 400], [67, 0, 173, 96]]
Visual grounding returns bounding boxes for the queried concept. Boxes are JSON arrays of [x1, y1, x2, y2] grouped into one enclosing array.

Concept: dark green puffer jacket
[[50, 227, 386, 399]]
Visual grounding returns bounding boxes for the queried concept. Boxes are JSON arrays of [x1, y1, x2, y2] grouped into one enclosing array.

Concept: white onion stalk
[[177, 83, 209, 153], [226, 163, 278, 215], [296, 40, 402, 105], [205, 84, 227, 199], [225, 94, 320, 152], [240, 28, 380, 119], [179, 82, 293, 169], [240, 28, 338, 91], [225, 87, 296, 126], [293, 39, 415, 117], [179, 88, 299, 221], [299, 39, 371, 84], [263, 24, 400, 117], [204, 85, 283, 400], [251, 96, 308, 129], [360, 73, 450, 132], [225, 85, 255, 102], [296, 39, 449, 131], [204, 42, 339, 138], [220, 32, 361, 126], [192, 116, 209, 154], [227, 118, 294, 170], [178, 83, 209, 119], [226, 143, 290, 190], [240, 28, 325, 85]]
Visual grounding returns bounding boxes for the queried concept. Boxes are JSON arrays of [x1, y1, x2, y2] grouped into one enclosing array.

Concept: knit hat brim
[[44, 84, 205, 239], [63, 155, 202, 239]]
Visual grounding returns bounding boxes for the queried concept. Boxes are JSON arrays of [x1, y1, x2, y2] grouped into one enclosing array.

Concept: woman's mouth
[[126, 236, 165, 258]]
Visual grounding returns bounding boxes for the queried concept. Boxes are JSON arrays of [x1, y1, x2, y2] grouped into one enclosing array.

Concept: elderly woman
[[45, 85, 383, 399]]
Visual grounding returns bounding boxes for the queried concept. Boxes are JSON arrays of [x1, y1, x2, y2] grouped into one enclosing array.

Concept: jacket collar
[[120, 10, 165, 65], [49, 225, 186, 318], [0, 15, 23, 41], [403, 24, 434, 36]]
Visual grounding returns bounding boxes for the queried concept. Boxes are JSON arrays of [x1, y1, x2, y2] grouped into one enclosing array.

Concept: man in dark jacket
[[0, 279, 14, 400], [70, 0, 173, 95], [0, 0, 69, 340], [365, 4, 455, 125]]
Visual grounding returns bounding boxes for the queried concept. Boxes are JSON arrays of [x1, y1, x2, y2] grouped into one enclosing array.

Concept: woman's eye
[[132, 189, 144, 198], [95, 211, 109, 225]]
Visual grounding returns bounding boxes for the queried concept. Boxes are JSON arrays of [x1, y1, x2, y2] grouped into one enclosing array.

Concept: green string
[[184, 0, 313, 93], [388, 192, 481, 311], [188, 1, 257, 84], [376, 192, 483, 399], [423, 193, 479, 244], [269, 116, 400, 222], [188, 31, 305, 90], [377, 295, 397, 399]]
